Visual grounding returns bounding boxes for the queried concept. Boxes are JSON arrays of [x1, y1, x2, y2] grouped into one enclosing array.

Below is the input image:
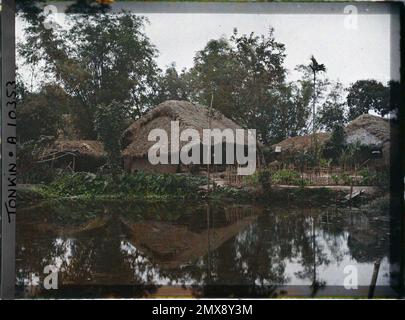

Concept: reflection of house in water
[[17, 201, 393, 298], [17, 203, 261, 287], [119, 205, 261, 270]]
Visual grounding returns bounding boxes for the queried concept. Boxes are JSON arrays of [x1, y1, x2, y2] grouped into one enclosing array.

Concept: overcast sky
[[16, 10, 400, 86], [143, 13, 398, 85]]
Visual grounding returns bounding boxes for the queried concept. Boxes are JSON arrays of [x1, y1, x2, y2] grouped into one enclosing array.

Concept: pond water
[[16, 198, 393, 298]]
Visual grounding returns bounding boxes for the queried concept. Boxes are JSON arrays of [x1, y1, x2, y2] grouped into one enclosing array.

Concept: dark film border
[[1, 0, 16, 300]]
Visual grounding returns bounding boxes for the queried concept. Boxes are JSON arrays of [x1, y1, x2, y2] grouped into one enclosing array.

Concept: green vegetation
[[19, 171, 268, 205], [243, 169, 272, 193], [323, 124, 346, 163], [18, 12, 160, 140], [322, 168, 389, 188], [15, 1, 392, 203], [208, 186, 255, 203], [19, 169, 356, 205], [93, 100, 129, 170], [38, 171, 207, 199], [347, 79, 394, 120], [17, 84, 68, 142], [359, 168, 389, 187], [359, 168, 374, 186], [17, 3, 398, 149], [272, 169, 309, 186], [316, 82, 347, 131]]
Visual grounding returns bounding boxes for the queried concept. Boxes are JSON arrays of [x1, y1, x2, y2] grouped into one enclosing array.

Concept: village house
[[121, 100, 264, 174], [344, 114, 393, 166], [269, 114, 393, 168], [269, 132, 331, 163], [40, 139, 106, 172]]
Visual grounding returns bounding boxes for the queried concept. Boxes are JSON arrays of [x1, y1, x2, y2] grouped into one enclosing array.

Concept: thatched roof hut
[[345, 114, 393, 165], [40, 140, 106, 172], [271, 132, 331, 156], [46, 140, 106, 157], [265, 114, 394, 168], [344, 114, 390, 147], [122, 100, 263, 174]]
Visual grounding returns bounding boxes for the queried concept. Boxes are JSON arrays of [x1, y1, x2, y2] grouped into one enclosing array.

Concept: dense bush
[[17, 85, 68, 143], [44, 171, 207, 198], [210, 186, 254, 202], [330, 168, 388, 187], [94, 100, 129, 170]]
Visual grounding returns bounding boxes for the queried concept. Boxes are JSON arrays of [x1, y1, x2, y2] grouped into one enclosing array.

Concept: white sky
[[16, 11, 400, 86], [143, 13, 398, 85]]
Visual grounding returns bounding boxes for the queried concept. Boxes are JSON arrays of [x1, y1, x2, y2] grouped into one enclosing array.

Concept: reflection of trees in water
[[17, 217, 160, 298], [17, 200, 390, 298], [224, 208, 332, 296], [345, 210, 389, 263], [16, 236, 72, 288], [189, 220, 286, 298], [223, 218, 287, 297], [318, 207, 348, 264], [293, 215, 329, 296]]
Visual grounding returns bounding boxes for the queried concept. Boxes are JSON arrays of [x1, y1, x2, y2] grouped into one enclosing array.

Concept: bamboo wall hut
[[122, 100, 264, 174], [40, 140, 106, 172]]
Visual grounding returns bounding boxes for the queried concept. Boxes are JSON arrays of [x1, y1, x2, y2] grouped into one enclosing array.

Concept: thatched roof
[[271, 115, 392, 154], [122, 100, 252, 158], [345, 114, 391, 147], [42, 140, 106, 159], [271, 132, 331, 155]]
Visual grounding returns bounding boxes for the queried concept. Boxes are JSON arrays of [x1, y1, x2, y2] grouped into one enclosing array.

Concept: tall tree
[[323, 124, 346, 162], [317, 82, 347, 131], [17, 84, 70, 142], [347, 79, 390, 120], [188, 37, 238, 121], [19, 13, 160, 139], [183, 29, 322, 144], [94, 100, 129, 170], [156, 64, 191, 102], [267, 80, 312, 142]]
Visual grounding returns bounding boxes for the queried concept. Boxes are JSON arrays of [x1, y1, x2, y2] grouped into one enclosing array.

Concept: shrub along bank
[[18, 170, 383, 206]]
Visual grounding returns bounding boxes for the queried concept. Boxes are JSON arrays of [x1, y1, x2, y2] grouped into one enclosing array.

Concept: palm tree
[[309, 56, 326, 161]]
